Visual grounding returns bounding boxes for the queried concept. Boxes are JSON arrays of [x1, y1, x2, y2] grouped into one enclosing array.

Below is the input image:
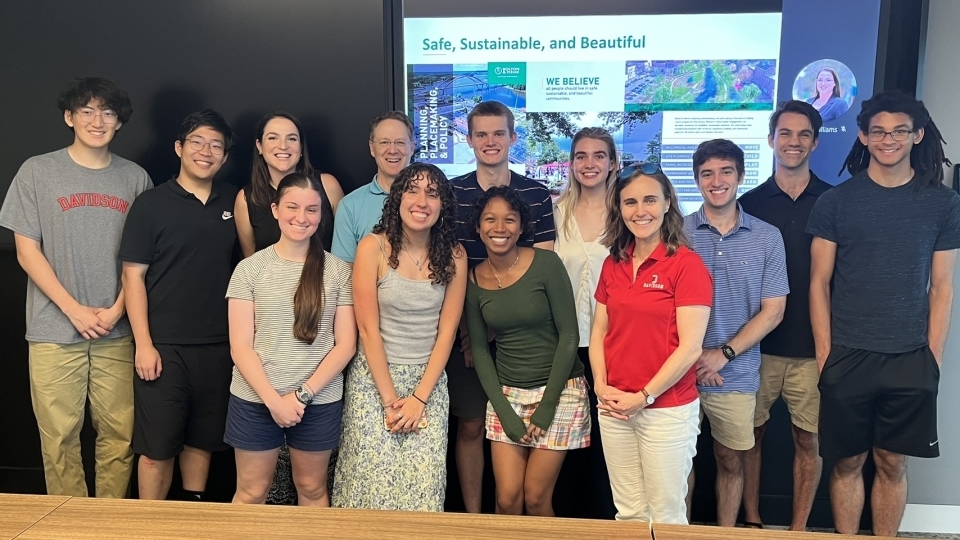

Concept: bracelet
[[302, 381, 315, 396], [382, 398, 398, 409], [412, 393, 428, 405]]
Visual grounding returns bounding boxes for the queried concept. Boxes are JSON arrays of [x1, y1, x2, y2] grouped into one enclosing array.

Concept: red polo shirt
[[594, 241, 713, 408]]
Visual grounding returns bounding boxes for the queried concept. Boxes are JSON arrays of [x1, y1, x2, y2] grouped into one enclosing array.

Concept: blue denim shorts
[[224, 395, 343, 452]]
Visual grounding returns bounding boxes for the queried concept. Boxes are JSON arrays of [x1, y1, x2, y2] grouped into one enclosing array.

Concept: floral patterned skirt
[[332, 353, 449, 511]]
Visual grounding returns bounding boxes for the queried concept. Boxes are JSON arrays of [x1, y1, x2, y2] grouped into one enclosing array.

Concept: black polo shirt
[[119, 178, 239, 345], [451, 170, 556, 268], [738, 172, 831, 358]]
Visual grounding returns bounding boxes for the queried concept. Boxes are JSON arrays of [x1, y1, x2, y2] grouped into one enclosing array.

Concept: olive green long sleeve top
[[465, 248, 583, 442]]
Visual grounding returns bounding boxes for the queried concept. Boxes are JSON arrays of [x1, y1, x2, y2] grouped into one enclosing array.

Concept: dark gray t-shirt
[[0, 149, 153, 344], [806, 171, 960, 353]]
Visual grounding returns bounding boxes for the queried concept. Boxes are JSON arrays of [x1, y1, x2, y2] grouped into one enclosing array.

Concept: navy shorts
[[224, 395, 343, 452], [819, 344, 940, 459], [133, 342, 233, 460]]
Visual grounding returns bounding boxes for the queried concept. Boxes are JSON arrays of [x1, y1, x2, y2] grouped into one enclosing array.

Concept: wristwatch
[[295, 385, 314, 405], [721, 344, 737, 361], [641, 388, 656, 406]]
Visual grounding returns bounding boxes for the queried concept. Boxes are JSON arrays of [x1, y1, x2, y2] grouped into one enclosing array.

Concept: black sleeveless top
[[244, 176, 335, 251]]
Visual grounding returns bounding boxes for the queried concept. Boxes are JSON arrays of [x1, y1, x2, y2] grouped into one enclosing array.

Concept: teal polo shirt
[[331, 176, 388, 262]]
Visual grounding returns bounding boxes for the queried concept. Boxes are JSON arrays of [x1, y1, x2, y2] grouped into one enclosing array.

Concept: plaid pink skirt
[[485, 376, 591, 450]]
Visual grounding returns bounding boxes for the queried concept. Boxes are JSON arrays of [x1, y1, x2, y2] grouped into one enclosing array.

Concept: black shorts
[[818, 344, 940, 459], [446, 335, 492, 419], [133, 341, 233, 460]]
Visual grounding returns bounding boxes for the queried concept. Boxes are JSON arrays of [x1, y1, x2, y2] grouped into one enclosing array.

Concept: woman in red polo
[[590, 163, 712, 524]]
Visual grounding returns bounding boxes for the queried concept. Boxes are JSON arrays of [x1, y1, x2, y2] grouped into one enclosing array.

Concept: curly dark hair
[[372, 163, 460, 285], [469, 185, 534, 241], [57, 77, 134, 126], [841, 90, 951, 189]]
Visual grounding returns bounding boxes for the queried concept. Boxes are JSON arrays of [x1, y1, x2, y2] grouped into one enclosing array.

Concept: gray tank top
[[369, 237, 446, 365]]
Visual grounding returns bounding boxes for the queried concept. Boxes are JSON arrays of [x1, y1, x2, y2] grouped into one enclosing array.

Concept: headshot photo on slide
[[792, 59, 857, 123]]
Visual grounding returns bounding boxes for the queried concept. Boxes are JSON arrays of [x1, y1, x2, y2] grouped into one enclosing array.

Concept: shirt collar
[[166, 177, 223, 202], [368, 174, 388, 195], [692, 203, 752, 231], [759, 170, 831, 199], [461, 169, 518, 189], [619, 240, 669, 273]]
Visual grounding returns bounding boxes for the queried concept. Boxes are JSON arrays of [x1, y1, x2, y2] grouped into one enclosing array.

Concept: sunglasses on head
[[617, 161, 663, 182]]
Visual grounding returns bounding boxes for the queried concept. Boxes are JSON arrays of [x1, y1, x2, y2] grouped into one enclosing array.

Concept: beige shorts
[[699, 391, 757, 451], [754, 354, 820, 433]]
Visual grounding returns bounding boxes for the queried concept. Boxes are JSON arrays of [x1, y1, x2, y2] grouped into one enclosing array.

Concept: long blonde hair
[[555, 127, 618, 240]]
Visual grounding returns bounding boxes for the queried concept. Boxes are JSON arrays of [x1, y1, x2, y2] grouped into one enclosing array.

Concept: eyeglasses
[[184, 137, 225, 155], [866, 129, 915, 142], [373, 139, 409, 150], [75, 107, 119, 124], [617, 161, 662, 182]]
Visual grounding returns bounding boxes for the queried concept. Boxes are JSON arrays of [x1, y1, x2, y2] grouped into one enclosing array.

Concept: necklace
[[404, 248, 427, 276], [488, 252, 520, 289]]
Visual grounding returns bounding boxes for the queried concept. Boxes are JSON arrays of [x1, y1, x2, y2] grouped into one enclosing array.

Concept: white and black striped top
[[451, 170, 556, 269], [225, 246, 353, 405]]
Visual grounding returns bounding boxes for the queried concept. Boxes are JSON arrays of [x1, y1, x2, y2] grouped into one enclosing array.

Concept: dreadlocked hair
[[371, 163, 460, 285], [840, 90, 951, 189]]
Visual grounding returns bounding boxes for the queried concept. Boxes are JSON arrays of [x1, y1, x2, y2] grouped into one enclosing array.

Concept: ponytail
[[293, 232, 326, 345], [275, 171, 327, 344]]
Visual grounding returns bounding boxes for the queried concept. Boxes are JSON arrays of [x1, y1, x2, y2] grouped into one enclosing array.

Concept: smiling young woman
[[464, 185, 588, 517], [590, 166, 712, 524], [333, 163, 466, 512], [225, 173, 355, 507]]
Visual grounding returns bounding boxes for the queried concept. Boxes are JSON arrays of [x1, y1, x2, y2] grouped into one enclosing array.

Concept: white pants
[[599, 399, 700, 523]]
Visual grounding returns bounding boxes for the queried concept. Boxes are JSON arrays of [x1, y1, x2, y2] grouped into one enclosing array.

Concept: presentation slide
[[403, 2, 880, 211]]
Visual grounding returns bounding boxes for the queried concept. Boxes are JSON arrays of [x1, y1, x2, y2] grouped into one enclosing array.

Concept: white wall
[[904, 0, 960, 532]]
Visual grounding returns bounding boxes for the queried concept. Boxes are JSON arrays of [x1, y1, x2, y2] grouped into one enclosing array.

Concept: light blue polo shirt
[[683, 205, 789, 393], [331, 175, 388, 262]]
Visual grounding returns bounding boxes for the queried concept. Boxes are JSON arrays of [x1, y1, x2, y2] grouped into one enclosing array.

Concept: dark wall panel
[[0, 0, 387, 492], [0, 0, 388, 246]]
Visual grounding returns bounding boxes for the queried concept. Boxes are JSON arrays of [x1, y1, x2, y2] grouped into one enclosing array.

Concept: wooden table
[[14, 497, 651, 539], [652, 523, 865, 539], [0, 494, 70, 539], [2, 496, 875, 540]]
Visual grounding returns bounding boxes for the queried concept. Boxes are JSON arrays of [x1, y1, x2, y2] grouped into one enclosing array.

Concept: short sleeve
[[761, 227, 790, 299], [594, 256, 615, 305], [805, 190, 839, 242], [336, 258, 354, 306], [118, 195, 157, 264], [532, 189, 556, 244], [674, 251, 713, 307], [0, 161, 41, 240], [331, 200, 358, 262], [934, 193, 960, 251], [139, 171, 155, 196], [225, 260, 254, 301]]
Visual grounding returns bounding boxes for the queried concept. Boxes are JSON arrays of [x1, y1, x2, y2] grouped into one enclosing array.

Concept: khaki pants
[[28, 336, 135, 497]]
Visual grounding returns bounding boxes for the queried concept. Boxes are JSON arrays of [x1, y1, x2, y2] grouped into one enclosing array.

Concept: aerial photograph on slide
[[624, 59, 777, 111], [408, 63, 527, 167]]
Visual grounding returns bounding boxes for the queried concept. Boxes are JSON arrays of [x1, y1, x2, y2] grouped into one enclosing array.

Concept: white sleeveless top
[[553, 204, 609, 347]]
